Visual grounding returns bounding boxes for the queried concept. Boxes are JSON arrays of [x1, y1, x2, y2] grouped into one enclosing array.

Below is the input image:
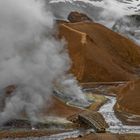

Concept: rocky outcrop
[[58, 22, 140, 82], [114, 79, 140, 125], [68, 11, 93, 23]]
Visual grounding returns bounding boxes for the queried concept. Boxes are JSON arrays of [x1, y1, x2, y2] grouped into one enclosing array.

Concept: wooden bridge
[[78, 111, 108, 133], [69, 110, 108, 133]]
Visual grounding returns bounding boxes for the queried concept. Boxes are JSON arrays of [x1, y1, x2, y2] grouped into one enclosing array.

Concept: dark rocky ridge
[[68, 11, 93, 23]]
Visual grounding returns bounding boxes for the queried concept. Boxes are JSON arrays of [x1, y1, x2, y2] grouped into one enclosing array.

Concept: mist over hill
[[48, 0, 140, 44]]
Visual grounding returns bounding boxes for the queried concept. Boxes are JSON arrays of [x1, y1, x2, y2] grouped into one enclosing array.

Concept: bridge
[[78, 111, 108, 133]]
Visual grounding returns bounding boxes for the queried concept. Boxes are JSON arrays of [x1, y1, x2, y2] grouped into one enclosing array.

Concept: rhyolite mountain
[[58, 12, 140, 82], [57, 11, 140, 125]]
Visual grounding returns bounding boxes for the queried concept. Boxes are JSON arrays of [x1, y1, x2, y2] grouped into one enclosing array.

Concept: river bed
[[99, 96, 140, 134], [1, 94, 140, 140]]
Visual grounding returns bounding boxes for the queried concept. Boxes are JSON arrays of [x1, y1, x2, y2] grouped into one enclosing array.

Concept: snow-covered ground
[[49, 0, 140, 15]]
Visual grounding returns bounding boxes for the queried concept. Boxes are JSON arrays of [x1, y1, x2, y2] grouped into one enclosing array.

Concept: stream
[[2, 95, 140, 140], [99, 96, 140, 134]]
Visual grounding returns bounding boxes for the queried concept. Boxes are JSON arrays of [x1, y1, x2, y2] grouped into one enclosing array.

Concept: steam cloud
[[93, 0, 136, 27], [101, 0, 130, 19], [0, 0, 87, 124]]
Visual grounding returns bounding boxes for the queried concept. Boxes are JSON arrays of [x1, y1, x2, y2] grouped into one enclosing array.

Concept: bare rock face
[[114, 79, 140, 125], [58, 22, 140, 82], [68, 11, 93, 23]]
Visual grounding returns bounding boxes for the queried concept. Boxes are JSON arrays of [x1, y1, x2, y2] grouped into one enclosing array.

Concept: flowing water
[[99, 96, 140, 134], [2, 95, 140, 139]]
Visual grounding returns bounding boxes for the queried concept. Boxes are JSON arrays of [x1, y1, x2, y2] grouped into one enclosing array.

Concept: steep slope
[[115, 79, 140, 125], [58, 22, 140, 82]]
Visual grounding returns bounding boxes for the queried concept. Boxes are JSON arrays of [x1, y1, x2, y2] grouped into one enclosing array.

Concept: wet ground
[[1, 129, 94, 140], [99, 96, 140, 134], [0, 83, 140, 139]]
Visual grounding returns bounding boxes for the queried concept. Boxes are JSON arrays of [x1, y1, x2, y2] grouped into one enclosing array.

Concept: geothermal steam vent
[[0, 0, 140, 139], [0, 0, 87, 125]]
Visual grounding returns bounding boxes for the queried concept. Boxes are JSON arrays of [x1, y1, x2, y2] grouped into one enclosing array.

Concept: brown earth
[[0, 130, 68, 139], [58, 22, 140, 83], [0, 131, 140, 139], [44, 96, 82, 118], [58, 20, 140, 126], [115, 79, 140, 125], [66, 133, 140, 140]]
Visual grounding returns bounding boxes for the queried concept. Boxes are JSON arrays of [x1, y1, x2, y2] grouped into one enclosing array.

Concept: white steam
[[55, 74, 86, 101], [101, 0, 128, 19], [98, 0, 139, 28], [0, 0, 87, 124]]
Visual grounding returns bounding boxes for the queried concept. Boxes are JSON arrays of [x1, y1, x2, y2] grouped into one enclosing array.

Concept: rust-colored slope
[[59, 22, 140, 82], [44, 96, 81, 118], [115, 79, 140, 125]]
